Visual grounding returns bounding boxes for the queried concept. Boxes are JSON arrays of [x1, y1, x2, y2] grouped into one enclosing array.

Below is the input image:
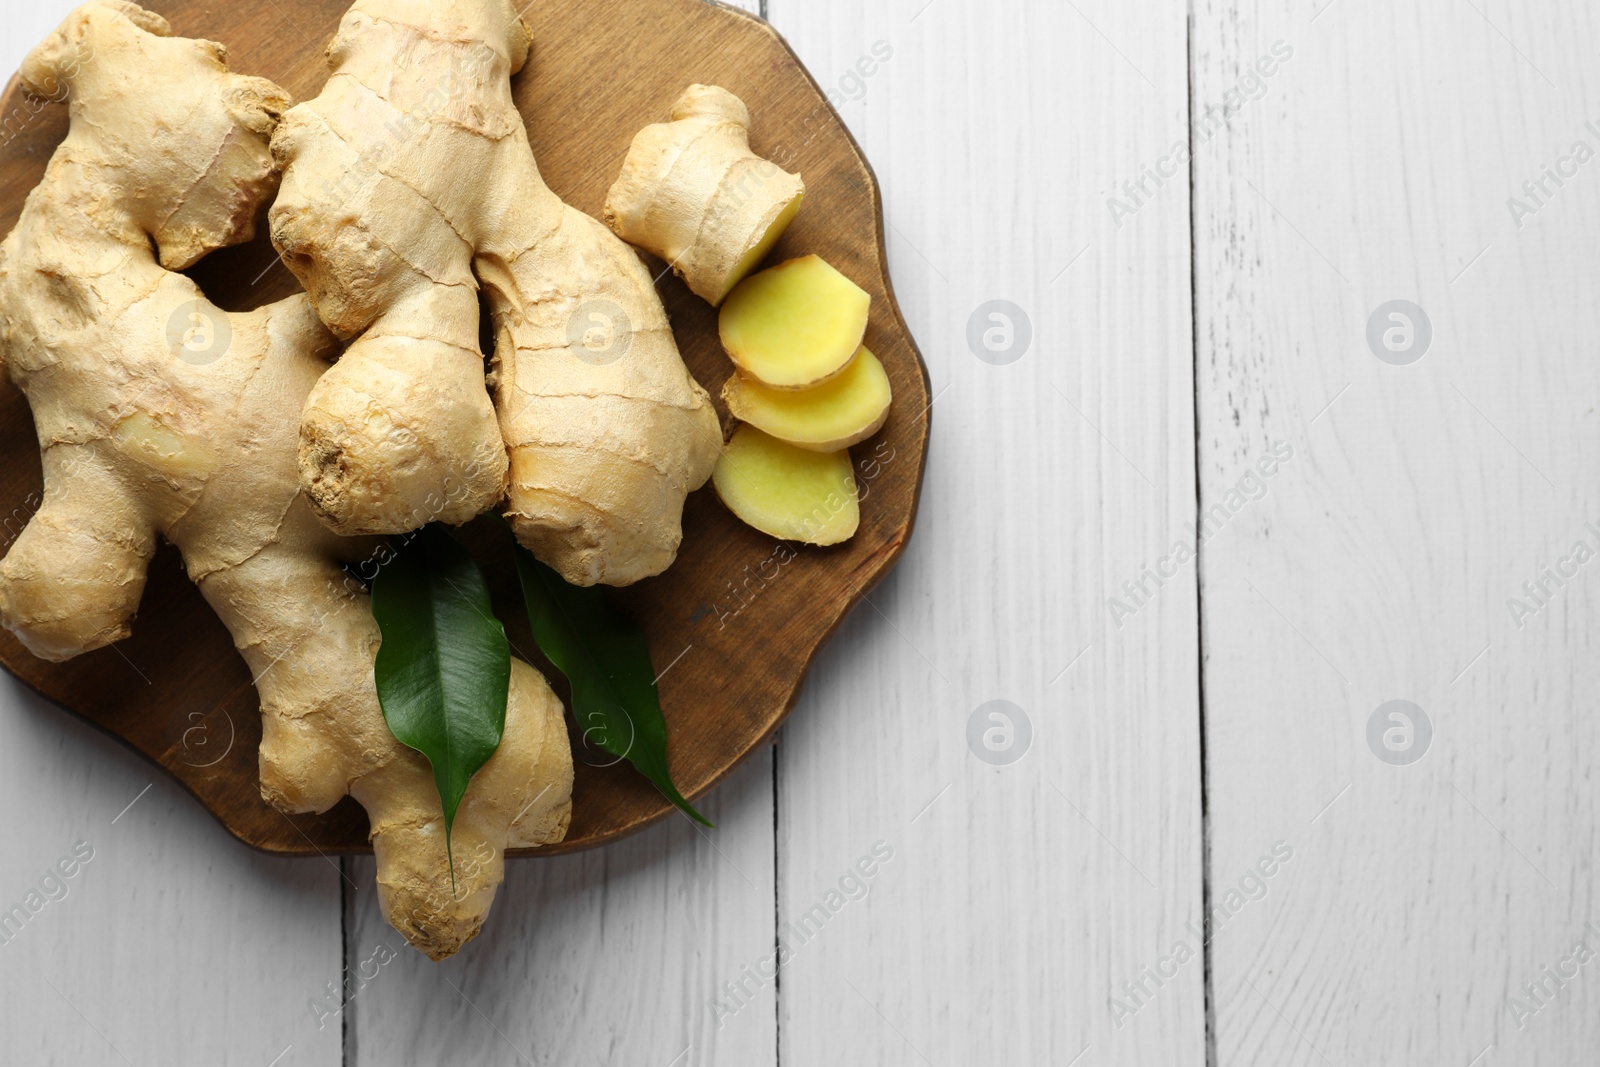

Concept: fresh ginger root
[[0, 2, 571, 961], [719, 255, 870, 389], [723, 345, 892, 452], [713, 426, 859, 545], [605, 84, 805, 306], [269, 0, 722, 587]]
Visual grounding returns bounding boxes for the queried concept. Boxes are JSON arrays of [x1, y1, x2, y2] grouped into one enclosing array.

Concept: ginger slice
[[718, 255, 870, 389], [713, 425, 859, 545], [721, 345, 892, 452]]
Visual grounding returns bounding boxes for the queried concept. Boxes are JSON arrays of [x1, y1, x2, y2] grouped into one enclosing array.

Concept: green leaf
[[371, 524, 512, 882], [510, 544, 711, 827]]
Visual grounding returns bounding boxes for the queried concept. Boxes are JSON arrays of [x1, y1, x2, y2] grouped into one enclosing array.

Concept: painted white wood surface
[[763, 2, 1205, 1066], [1192, 1, 1600, 1065], [0, 672, 345, 1066], [0, 7, 343, 1067]]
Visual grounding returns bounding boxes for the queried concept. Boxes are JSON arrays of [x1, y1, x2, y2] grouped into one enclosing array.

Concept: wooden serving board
[[0, 0, 928, 856]]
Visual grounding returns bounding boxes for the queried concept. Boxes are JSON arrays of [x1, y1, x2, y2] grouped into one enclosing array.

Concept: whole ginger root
[[270, 0, 723, 587], [606, 84, 805, 306], [0, 1, 572, 960]]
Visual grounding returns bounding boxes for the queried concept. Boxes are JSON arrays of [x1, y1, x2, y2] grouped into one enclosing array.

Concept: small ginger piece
[[719, 255, 870, 389], [605, 84, 805, 305], [713, 425, 859, 545], [722, 346, 892, 452]]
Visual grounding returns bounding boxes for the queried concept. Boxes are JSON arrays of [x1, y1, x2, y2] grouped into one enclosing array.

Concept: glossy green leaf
[[371, 524, 511, 880], [511, 545, 711, 827]]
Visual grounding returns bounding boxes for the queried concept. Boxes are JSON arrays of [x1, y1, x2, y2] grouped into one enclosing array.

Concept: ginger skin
[[270, 0, 723, 587], [605, 84, 805, 306], [0, 2, 572, 960]]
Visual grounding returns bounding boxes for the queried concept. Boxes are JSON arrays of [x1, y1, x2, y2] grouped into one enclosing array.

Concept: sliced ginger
[[722, 346, 892, 452], [713, 425, 859, 545], [719, 255, 870, 389]]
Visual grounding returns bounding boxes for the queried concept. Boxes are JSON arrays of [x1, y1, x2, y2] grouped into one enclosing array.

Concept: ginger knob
[[605, 84, 805, 305]]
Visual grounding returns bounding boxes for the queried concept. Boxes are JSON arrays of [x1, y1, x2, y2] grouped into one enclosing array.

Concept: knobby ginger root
[[605, 84, 805, 306], [722, 345, 892, 452], [0, 2, 571, 961], [719, 255, 870, 389], [713, 426, 859, 545], [270, 0, 722, 587]]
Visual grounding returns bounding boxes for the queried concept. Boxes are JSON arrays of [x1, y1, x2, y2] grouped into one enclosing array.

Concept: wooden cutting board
[[0, 0, 928, 855]]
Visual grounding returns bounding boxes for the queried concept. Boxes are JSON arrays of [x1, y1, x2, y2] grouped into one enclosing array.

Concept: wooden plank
[[766, 1, 1204, 1064], [0, 675, 343, 1065], [0, 5, 340, 1065], [346, 750, 777, 1066], [1192, 2, 1600, 1063], [344, 5, 777, 1062]]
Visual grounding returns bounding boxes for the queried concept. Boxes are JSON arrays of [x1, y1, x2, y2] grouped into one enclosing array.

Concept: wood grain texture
[[765, 1, 1205, 1065], [0, 0, 930, 857], [1192, 1, 1600, 1064]]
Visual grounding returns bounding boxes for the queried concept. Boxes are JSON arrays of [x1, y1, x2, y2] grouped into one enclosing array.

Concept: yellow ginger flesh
[[722, 345, 892, 452], [719, 255, 870, 389], [713, 425, 860, 546]]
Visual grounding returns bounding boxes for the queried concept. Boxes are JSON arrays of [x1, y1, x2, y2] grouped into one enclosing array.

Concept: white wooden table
[[2, 0, 1595, 1063]]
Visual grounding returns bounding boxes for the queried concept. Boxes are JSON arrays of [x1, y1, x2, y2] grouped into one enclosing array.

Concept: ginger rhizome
[[719, 254, 870, 389], [713, 426, 860, 546], [723, 345, 892, 452], [0, 1, 571, 961], [605, 84, 805, 306], [269, 0, 722, 588]]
